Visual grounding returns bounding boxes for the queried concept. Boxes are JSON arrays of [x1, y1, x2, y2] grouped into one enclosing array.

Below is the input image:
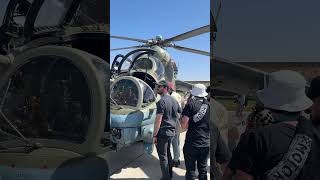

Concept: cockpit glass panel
[[0, 56, 90, 144], [11, 0, 33, 27], [132, 58, 153, 71], [164, 61, 174, 82], [111, 79, 139, 107], [34, 0, 73, 27], [154, 58, 165, 80], [138, 80, 156, 104], [0, 0, 10, 26]]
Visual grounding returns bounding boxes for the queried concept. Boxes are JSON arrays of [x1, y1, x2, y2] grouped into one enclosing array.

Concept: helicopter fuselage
[[110, 47, 179, 153]]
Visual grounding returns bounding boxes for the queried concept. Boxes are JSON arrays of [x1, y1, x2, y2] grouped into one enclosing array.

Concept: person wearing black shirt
[[180, 84, 210, 180], [224, 70, 314, 180], [153, 80, 182, 180]]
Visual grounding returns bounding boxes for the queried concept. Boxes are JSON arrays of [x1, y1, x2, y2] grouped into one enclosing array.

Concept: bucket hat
[[256, 70, 313, 112], [190, 84, 208, 98]]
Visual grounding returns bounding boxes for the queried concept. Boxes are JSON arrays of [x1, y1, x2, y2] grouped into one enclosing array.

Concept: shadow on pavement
[[110, 153, 186, 179]]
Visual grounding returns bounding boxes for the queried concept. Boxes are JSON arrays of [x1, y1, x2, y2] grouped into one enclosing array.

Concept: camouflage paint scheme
[[110, 103, 157, 154]]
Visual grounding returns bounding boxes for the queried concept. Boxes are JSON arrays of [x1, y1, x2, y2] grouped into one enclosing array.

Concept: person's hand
[[153, 136, 157, 145]]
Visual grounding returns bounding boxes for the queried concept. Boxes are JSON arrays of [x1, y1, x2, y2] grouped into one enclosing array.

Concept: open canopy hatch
[[0, 0, 108, 53]]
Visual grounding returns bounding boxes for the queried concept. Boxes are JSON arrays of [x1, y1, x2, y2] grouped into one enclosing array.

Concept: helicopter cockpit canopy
[[110, 76, 156, 109], [131, 54, 165, 79], [0, 0, 108, 51], [111, 49, 167, 89], [0, 0, 73, 38], [0, 56, 91, 144]]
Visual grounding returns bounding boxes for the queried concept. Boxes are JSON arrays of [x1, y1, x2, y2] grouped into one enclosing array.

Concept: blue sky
[[110, 0, 210, 81], [215, 0, 320, 62]]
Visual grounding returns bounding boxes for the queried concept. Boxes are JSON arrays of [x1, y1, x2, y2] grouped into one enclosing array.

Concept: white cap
[[190, 84, 208, 98]]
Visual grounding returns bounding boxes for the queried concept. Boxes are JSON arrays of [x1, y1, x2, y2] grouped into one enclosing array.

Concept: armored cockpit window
[[132, 58, 153, 71], [0, 56, 90, 144], [139, 80, 156, 105], [34, 0, 73, 27], [154, 58, 165, 79], [0, 0, 10, 26], [164, 61, 174, 82], [111, 79, 139, 107], [11, 0, 33, 27]]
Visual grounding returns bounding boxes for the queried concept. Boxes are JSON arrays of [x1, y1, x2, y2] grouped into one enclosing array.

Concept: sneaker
[[173, 160, 180, 167]]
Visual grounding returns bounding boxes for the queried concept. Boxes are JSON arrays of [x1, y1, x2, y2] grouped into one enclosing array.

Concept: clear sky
[[215, 0, 320, 62], [110, 0, 210, 81]]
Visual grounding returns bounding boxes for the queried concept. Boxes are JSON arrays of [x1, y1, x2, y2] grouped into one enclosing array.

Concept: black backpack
[[264, 117, 313, 180]]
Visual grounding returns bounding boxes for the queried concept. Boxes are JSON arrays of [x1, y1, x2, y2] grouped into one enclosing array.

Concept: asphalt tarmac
[[109, 111, 249, 179], [110, 132, 210, 179]]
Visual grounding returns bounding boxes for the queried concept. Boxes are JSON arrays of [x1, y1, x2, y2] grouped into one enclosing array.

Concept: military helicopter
[[0, 0, 114, 179], [109, 25, 209, 153]]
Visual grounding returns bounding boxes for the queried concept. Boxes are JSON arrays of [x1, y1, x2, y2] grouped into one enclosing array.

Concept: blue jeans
[[172, 132, 180, 161]]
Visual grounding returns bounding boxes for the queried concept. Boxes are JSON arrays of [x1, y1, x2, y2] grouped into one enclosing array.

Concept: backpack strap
[[264, 118, 313, 180], [192, 98, 209, 123]]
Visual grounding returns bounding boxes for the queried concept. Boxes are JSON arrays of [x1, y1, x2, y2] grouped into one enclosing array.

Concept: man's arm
[[180, 115, 189, 131], [222, 166, 234, 180], [153, 114, 163, 137], [224, 131, 261, 180], [180, 101, 192, 131], [154, 99, 165, 143]]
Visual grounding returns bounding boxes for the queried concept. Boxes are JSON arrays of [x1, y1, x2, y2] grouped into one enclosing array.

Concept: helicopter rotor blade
[[172, 45, 210, 56], [111, 45, 148, 51], [164, 25, 209, 43], [111, 35, 149, 43]]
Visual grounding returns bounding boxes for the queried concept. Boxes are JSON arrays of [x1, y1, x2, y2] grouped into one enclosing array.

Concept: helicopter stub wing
[[175, 80, 193, 92], [213, 57, 269, 96]]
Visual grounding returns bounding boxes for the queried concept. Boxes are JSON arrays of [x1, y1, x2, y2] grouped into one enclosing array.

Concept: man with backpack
[[180, 84, 211, 180], [223, 70, 316, 180]]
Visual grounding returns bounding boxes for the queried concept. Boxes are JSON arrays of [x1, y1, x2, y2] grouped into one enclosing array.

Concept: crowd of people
[[218, 70, 320, 180], [152, 80, 230, 180], [152, 69, 320, 180]]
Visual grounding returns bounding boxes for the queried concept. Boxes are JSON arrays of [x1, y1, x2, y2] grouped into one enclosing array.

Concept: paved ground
[[110, 132, 210, 179], [109, 111, 249, 179]]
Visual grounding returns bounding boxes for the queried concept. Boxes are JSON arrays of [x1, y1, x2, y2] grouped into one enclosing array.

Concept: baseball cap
[[167, 82, 175, 91]]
